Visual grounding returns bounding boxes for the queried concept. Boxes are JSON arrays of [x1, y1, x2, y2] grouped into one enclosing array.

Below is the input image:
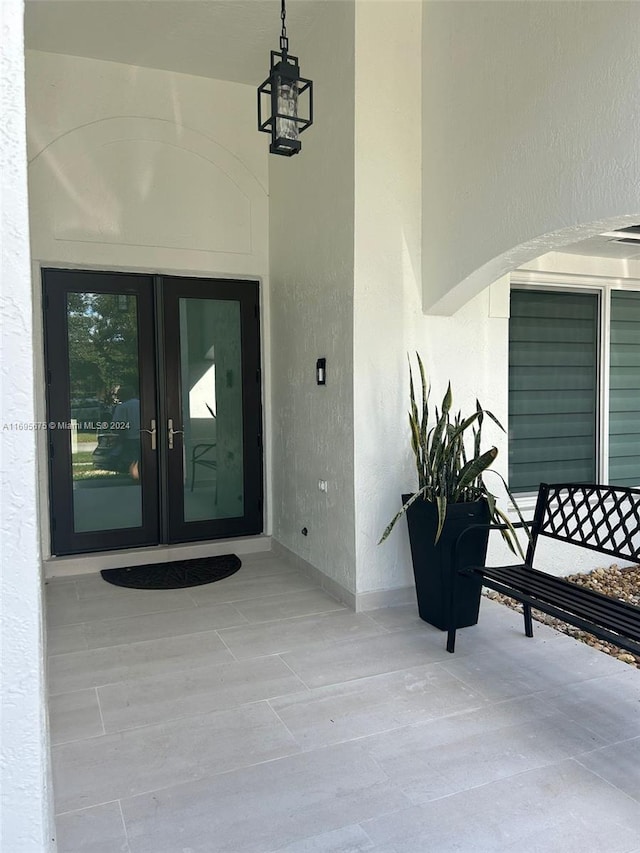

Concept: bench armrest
[[452, 521, 531, 570]]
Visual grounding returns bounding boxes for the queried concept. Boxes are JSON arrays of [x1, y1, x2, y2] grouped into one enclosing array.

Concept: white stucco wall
[[362, 246, 640, 595], [269, 0, 357, 593], [25, 51, 270, 556], [422, 0, 640, 314], [355, 0, 640, 599], [353, 1, 513, 601], [354, 0, 423, 599], [0, 5, 54, 852]]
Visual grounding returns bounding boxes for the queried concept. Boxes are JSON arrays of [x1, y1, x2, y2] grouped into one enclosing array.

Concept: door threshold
[[44, 535, 272, 579]]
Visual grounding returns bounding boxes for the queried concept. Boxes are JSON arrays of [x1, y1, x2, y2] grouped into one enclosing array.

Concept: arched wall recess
[[431, 214, 640, 315], [28, 116, 267, 273], [421, 0, 640, 316]]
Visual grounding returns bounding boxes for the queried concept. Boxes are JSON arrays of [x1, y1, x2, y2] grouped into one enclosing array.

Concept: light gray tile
[[189, 570, 318, 605], [270, 663, 485, 749], [84, 601, 246, 649], [450, 596, 572, 656], [363, 759, 640, 853], [539, 669, 640, 744], [577, 736, 640, 803], [121, 741, 409, 853], [48, 551, 640, 853], [55, 802, 129, 853], [47, 574, 79, 584], [48, 587, 198, 627], [367, 605, 424, 633], [218, 610, 385, 660], [53, 701, 299, 814], [267, 824, 392, 853], [49, 689, 104, 745], [48, 630, 232, 694], [47, 623, 88, 655], [229, 556, 302, 580], [74, 572, 130, 599], [359, 699, 605, 804], [233, 588, 345, 623], [439, 632, 622, 702], [281, 628, 450, 689], [99, 655, 308, 731], [75, 571, 234, 600], [46, 582, 79, 605]]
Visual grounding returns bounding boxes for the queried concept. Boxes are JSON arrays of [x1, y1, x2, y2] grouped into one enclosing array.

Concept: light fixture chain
[[280, 0, 289, 52]]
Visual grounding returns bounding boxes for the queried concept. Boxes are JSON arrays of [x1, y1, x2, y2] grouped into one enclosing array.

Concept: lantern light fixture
[[257, 0, 313, 156]]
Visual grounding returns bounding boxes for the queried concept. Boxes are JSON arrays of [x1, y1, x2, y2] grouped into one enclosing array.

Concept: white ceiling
[[24, 0, 321, 87], [555, 232, 640, 261]]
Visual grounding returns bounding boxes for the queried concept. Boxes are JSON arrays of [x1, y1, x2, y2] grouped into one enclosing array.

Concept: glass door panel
[[44, 270, 159, 555], [163, 277, 262, 543], [180, 297, 244, 522], [67, 291, 142, 533]]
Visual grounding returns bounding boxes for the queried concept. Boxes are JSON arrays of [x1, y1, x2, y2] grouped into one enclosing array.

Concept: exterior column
[[1, 1, 55, 849]]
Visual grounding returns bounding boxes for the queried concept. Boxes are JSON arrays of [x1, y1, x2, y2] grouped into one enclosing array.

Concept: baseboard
[[270, 539, 416, 612], [355, 585, 416, 611], [270, 540, 356, 609], [44, 535, 272, 578]]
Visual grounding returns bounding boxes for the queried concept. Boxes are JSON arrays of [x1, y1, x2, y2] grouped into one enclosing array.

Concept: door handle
[[140, 419, 157, 451], [168, 418, 184, 450]]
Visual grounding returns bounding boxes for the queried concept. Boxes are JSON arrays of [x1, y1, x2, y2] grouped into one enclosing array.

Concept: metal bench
[[446, 482, 640, 655]]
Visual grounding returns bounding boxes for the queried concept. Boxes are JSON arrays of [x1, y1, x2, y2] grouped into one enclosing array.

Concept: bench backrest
[[529, 483, 640, 564]]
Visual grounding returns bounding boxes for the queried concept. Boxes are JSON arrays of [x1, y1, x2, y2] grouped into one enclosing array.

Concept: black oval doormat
[[100, 555, 241, 590]]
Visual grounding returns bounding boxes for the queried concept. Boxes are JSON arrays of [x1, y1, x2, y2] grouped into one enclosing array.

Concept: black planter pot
[[403, 495, 490, 631]]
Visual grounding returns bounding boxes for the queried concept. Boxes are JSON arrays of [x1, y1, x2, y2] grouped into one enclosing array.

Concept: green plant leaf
[[493, 505, 527, 560], [448, 411, 480, 444], [485, 469, 532, 550], [483, 407, 506, 433], [453, 447, 498, 498], [434, 494, 447, 543], [417, 353, 430, 465], [378, 487, 428, 543], [379, 354, 526, 556]]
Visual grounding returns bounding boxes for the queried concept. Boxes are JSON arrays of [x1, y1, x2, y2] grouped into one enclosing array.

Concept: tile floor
[[46, 552, 640, 853]]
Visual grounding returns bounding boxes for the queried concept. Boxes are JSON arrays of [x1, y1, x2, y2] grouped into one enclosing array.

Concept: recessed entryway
[[43, 269, 263, 556]]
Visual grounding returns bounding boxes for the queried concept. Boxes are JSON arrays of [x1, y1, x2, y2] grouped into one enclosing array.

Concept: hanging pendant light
[[257, 0, 313, 156]]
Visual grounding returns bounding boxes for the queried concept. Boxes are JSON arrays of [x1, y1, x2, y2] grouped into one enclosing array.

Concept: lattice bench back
[[530, 483, 640, 564]]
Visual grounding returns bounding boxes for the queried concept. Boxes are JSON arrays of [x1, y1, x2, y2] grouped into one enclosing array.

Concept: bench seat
[[464, 563, 640, 656], [446, 482, 640, 655]]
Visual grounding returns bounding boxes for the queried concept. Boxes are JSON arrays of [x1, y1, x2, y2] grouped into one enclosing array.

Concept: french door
[[43, 269, 262, 556]]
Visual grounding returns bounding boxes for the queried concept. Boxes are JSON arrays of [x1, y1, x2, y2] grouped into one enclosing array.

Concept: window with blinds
[[609, 291, 640, 487], [508, 289, 598, 492]]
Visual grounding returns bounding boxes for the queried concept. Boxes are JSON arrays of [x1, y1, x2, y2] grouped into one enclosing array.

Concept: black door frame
[[162, 275, 263, 542], [43, 269, 160, 555], [43, 268, 263, 556]]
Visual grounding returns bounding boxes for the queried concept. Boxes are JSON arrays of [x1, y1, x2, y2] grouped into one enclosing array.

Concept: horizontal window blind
[[609, 291, 640, 487], [509, 290, 598, 492]]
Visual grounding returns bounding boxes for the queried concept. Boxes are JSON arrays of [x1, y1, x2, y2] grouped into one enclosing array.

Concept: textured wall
[[353, 2, 509, 599], [26, 51, 270, 554], [269, 1, 357, 592], [353, 0, 424, 597], [422, 0, 640, 314], [0, 4, 54, 851]]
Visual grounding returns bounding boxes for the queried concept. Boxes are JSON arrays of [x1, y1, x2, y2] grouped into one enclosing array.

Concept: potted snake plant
[[380, 354, 526, 630]]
